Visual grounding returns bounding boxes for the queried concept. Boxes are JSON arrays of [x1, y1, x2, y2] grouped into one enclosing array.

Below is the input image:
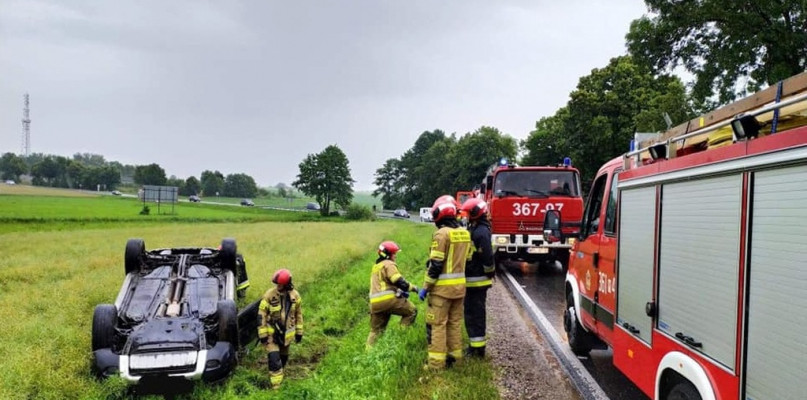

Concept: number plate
[[527, 247, 549, 254]]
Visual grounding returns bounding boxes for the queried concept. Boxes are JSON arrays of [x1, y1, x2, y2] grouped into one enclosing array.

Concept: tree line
[[374, 0, 806, 207]]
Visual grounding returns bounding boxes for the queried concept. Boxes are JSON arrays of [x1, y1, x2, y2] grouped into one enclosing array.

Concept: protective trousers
[[425, 294, 464, 369], [464, 287, 488, 356], [266, 341, 290, 389], [367, 299, 417, 346]]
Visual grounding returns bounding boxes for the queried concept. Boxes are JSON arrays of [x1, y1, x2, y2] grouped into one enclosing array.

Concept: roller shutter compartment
[[745, 165, 807, 400]]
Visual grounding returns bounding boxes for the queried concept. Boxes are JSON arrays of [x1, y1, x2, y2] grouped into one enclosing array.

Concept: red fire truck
[[480, 158, 583, 268], [557, 73, 807, 400]]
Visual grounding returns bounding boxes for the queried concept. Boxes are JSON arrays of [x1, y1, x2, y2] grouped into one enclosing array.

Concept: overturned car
[[91, 238, 249, 382]]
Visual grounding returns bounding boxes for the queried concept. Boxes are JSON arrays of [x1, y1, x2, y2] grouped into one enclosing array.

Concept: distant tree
[[627, 0, 807, 104], [277, 186, 288, 198], [521, 56, 691, 185], [446, 126, 518, 193], [30, 156, 62, 186], [398, 130, 448, 208], [372, 158, 404, 209], [200, 170, 225, 197], [72, 152, 107, 167], [293, 145, 354, 216], [0, 152, 28, 181], [415, 136, 456, 207], [166, 175, 185, 194], [183, 176, 201, 196], [134, 163, 167, 186], [223, 173, 259, 198]]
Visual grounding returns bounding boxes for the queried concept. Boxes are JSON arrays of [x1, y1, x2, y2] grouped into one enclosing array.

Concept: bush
[[344, 203, 374, 220], [139, 205, 150, 215]]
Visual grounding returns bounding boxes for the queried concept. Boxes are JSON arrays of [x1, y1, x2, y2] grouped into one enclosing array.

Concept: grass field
[[0, 194, 499, 400]]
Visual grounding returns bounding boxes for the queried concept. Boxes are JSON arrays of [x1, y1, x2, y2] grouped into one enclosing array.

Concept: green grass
[[0, 203, 499, 399]]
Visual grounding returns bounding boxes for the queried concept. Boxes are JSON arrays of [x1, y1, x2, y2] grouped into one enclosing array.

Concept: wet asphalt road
[[501, 260, 649, 400]]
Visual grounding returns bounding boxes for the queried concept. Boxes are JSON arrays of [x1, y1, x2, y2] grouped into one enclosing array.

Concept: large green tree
[[293, 145, 354, 216], [446, 126, 518, 193], [183, 176, 201, 196], [627, 0, 807, 104], [223, 173, 259, 198], [522, 56, 691, 186], [200, 170, 225, 197], [133, 163, 167, 186], [372, 158, 404, 209], [0, 152, 28, 181]]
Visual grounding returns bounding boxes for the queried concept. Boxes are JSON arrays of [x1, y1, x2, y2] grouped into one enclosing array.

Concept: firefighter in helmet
[[367, 241, 420, 346], [418, 195, 472, 370], [460, 198, 495, 357], [258, 268, 303, 389]]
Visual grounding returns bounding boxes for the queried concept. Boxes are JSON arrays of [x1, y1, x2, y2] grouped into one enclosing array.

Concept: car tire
[[92, 304, 118, 351], [565, 292, 593, 356], [124, 239, 145, 275], [219, 238, 237, 272], [667, 380, 701, 400], [217, 300, 239, 348]]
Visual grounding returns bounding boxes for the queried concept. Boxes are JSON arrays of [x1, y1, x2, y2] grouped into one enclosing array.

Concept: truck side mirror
[[543, 210, 562, 243], [480, 183, 486, 194], [485, 176, 493, 192]]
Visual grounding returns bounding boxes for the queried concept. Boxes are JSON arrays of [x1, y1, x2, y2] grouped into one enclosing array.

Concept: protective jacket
[[465, 217, 494, 289], [258, 287, 303, 347], [369, 259, 416, 313], [424, 221, 472, 299]]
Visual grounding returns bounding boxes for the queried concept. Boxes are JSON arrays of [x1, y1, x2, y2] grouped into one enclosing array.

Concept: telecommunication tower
[[21, 93, 31, 156]]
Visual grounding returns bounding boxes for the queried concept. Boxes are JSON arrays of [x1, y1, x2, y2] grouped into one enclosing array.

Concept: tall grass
[[0, 219, 500, 399]]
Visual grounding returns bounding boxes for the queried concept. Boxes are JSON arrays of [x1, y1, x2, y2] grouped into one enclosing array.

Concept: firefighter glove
[[295, 334, 303, 343], [418, 288, 428, 301]]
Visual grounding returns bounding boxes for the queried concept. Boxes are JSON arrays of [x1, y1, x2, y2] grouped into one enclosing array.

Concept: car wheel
[[667, 380, 701, 400], [219, 238, 237, 272], [217, 300, 239, 348], [124, 239, 145, 275], [92, 304, 118, 351], [565, 292, 593, 356]]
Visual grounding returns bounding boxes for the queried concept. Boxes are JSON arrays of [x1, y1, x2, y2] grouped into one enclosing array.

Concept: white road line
[[501, 269, 610, 400]]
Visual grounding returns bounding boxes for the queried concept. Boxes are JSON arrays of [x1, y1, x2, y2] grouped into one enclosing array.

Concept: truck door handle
[[622, 322, 640, 335], [675, 332, 702, 348], [592, 251, 599, 268]]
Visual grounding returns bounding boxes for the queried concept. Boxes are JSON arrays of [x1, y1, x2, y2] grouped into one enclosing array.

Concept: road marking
[[501, 269, 610, 400]]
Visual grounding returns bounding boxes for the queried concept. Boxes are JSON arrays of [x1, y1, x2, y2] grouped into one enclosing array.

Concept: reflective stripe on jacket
[[257, 287, 303, 346], [424, 226, 471, 299]]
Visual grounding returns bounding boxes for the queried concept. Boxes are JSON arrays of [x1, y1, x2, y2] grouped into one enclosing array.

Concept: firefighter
[[258, 268, 303, 389], [367, 241, 420, 347], [418, 195, 472, 370], [460, 198, 495, 357]]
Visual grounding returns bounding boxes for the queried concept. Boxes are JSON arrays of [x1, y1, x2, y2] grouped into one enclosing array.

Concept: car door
[[575, 172, 608, 331]]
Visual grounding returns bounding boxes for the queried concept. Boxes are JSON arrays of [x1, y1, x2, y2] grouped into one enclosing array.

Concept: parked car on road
[[5, 180, 16, 185], [189, 194, 201, 202], [393, 209, 410, 218], [419, 207, 433, 222], [306, 202, 321, 211], [240, 199, 254, 206], [111, 190, 122, 196]]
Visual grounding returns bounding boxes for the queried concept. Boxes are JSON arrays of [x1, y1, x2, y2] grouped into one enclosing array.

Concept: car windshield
[[493, 170, 580, 197]]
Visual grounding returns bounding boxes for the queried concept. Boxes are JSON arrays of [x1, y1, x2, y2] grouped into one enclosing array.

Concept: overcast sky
[[1, 1, 647, 190]]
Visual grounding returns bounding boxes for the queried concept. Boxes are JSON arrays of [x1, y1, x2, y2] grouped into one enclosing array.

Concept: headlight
[[495, 237, 508, 245]]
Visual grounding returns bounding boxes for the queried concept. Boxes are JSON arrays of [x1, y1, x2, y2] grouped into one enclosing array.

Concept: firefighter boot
[[280, 354, 289, 368]]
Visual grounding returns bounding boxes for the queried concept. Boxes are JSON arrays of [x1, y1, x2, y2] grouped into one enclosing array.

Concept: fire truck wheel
[[564, 293, 592, 356], [667, 380, 701, 400]]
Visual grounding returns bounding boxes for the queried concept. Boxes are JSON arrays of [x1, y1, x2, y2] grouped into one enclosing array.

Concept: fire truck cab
[[562, 73, 807, 400], [481, 158, 583, 268]]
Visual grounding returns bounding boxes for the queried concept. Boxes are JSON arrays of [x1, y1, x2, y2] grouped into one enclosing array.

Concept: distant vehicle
[[111, 190, 122, 196], [240, 199, 254, 206], [393, 209, 410, 218], [189, 194, 201, 202], [5, 180, 15, 185], [306, 202, 321, 211], [91, 238, 249, 383], [419, 207, 433, 222]]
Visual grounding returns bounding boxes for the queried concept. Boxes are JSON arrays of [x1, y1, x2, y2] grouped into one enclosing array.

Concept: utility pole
[[22, 93, 31, 157]]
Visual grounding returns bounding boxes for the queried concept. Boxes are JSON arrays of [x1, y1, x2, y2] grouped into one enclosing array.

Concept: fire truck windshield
[[493, 170, 580, 198]]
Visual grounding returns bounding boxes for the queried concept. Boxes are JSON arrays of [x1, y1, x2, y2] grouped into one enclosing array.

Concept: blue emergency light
[[563, 157, 572, 167], [499, 157, 508, 166]]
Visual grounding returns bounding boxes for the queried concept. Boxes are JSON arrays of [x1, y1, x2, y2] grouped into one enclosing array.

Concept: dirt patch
[[487, 282, 582, 400]]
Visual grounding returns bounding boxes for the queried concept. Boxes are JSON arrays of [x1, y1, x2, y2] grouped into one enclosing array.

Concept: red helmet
[[378, 241, 401, 258], [431, 195, 458, 222], [461, 198, 488, 220], [272, 269, 292, 286]]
